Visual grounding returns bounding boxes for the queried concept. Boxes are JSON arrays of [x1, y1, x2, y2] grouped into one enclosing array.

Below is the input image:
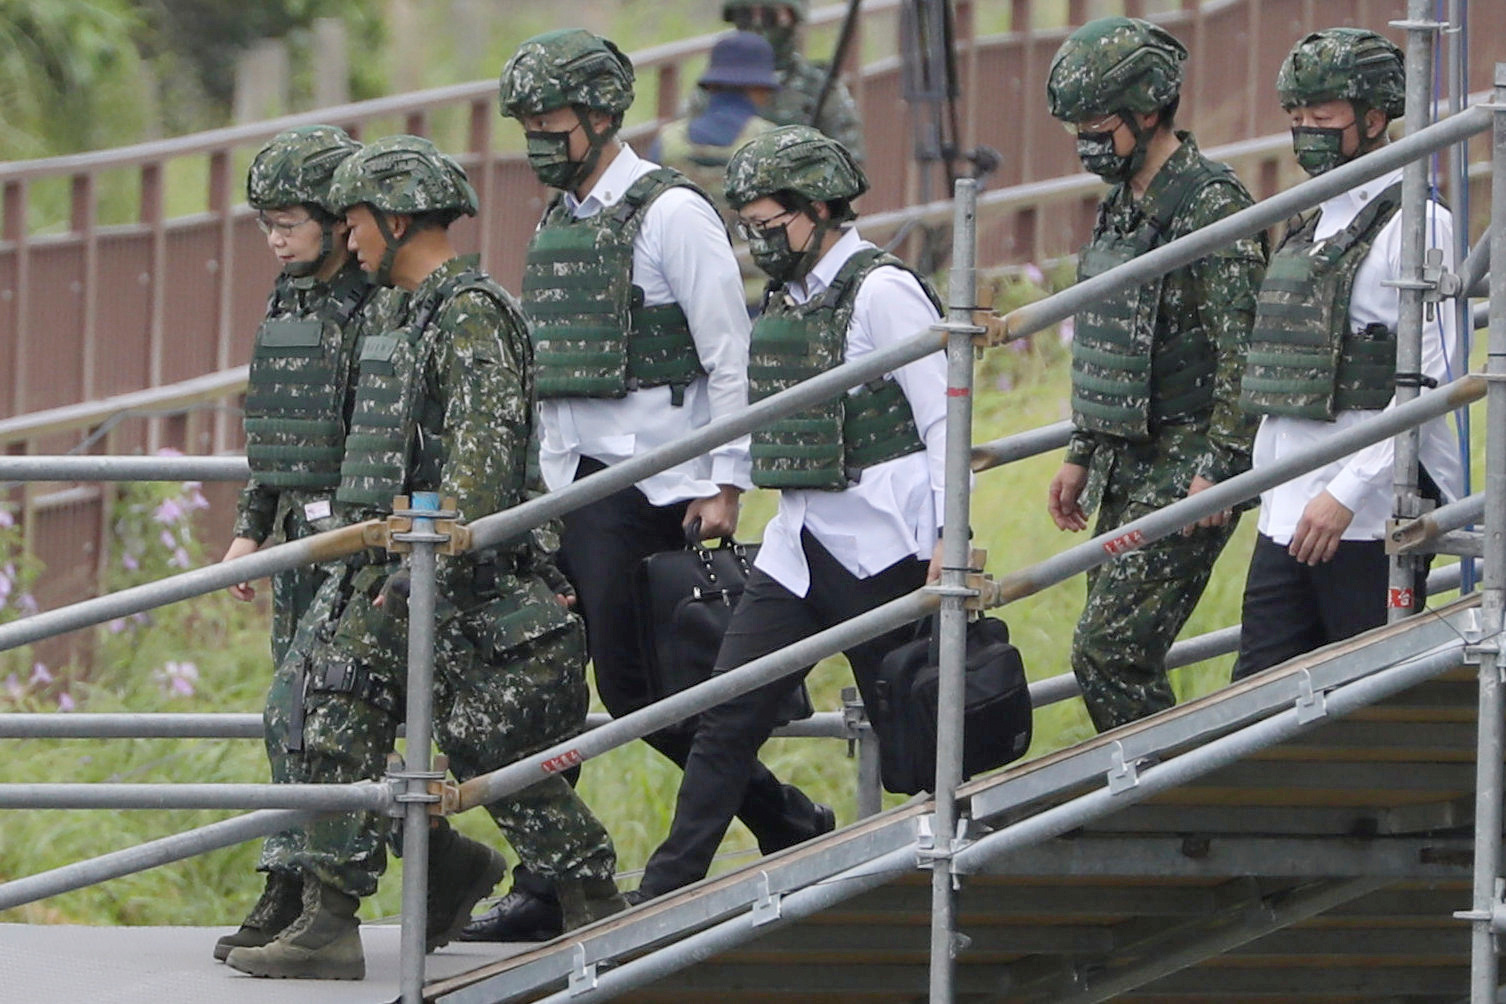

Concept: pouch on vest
[[245, 317, 347, 489]]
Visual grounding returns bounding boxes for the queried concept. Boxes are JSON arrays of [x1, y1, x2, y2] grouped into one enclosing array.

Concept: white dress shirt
[[535, 143, 754, 505], [755, 228, 949, 597], [1254, 166, 1464, 544]]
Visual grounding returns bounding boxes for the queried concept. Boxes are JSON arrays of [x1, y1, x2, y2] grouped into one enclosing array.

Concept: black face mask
[[1290, 125, 1349, 177], [1074, 129, 1132, 182]]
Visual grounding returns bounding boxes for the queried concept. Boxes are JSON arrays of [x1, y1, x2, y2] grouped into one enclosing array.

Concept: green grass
[[0, 318, 1484, 927]]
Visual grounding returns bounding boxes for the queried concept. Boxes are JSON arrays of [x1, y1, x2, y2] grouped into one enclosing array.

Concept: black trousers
[[639, 530, 928, 897], [557, 457, 824, 855], [1233, 533, 1413, 681]]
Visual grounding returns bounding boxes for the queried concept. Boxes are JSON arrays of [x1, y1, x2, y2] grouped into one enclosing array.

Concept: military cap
[[247, 125, 361, 214], [723, 124, 867, 210], [498, 29, 635, 119], [327, 135, 478, 217], [1277, 28, 1406, 119], [1046, 16, 1187, 122]]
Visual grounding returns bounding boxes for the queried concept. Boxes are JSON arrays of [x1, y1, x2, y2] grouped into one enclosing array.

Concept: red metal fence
[[0, 0, 1499, 654]]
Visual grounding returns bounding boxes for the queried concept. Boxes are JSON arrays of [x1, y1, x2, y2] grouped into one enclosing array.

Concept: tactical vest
[[1069, 160, 1234, 442], [656, 115, 774, 219], [1241, 182, 1405, 420], [243, 266, 373, 489], [522, 167, 708, 405], [336, 264, 529, 513], [747, 248, 940, 490]]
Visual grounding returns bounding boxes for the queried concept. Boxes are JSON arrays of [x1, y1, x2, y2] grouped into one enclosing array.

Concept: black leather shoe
[[457, 886, 564, 943], [622, 888, 652, 907]]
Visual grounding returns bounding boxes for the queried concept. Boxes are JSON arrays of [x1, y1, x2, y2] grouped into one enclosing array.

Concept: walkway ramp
[[430, 596, 1490, 1003]]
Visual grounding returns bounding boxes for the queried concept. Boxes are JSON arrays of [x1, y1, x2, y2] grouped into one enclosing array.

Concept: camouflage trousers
[[1071, 495, 1237, 733], [271, 562, 617, 899]]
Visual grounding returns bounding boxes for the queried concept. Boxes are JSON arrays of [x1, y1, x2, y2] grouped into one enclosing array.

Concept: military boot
[[556, 875, 628, 932], [224, 878, 365, 980], [213, 870, 303, 961], [425, 819, 507, 952]]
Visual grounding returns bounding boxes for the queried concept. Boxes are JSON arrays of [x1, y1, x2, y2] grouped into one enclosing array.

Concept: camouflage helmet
[[721, 0, 807, 22], [1277, 28, 1406, 119], [246, 125, 361, 214], [498, 29, 635, 120], [327, 135, 478, 218], [723, 124, 868, 211], [1046, 17, 1188, 122]]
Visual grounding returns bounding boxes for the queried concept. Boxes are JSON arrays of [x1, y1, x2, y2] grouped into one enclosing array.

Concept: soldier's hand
[[220, 536, 261, 601], [1182, 475, 1230, 535], [685, 485, 742, 540], [374, 569, 411, 616], [1047, 462, 1090, 532], [1289, 491, 1354, 566]]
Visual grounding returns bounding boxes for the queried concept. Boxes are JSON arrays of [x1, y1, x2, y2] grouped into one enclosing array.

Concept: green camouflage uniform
[[235, 266, 404, 874], [1065, 133, 1266, 732], [279, 256, 615, 899], [233, 268, 402, 669]]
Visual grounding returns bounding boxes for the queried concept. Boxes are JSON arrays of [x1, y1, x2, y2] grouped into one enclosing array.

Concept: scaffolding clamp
[[1459, 608, 1500, 667], [1294, 670, 1328, 724], [383, 753, 457, 817], [1106, 741, 1141, 794], [568, 944, 599, 995], [382, 495, 471, 556], [925, 548, 994, 610], [751, 872, 783, 926]]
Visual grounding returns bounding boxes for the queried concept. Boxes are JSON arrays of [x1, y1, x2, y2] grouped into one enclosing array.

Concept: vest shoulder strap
[[612, 166, 718, 239]]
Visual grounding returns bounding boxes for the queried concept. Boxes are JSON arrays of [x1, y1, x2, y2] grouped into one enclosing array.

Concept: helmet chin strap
[[567, 107, 616, 191], [281, 218, 339, 279], [371, 210, 413, 288]]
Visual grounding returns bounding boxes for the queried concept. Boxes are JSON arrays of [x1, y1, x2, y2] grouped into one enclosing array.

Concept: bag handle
[[684, 518, 754, 576]]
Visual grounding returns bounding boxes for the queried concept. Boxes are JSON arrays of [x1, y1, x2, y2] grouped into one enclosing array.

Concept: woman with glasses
[[630, 124, 948, 901], [212, 125, 403, 964]]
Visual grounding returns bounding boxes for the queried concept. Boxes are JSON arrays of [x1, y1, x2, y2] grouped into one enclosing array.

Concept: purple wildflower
[[3, 674, 21, 699], [29, 662, 52, 686], [154, 660, 199, 698], [57, 691, 75, 712], [1023, 263, 1045, 286], [0, 507, 13, 529], [169, 546, 192, 569], [16, 593, 36, 616], [153, 497, 186, 524], [121, 551, 140, 572], [107, 618, 127, 634], [159, 528, 177, 550]]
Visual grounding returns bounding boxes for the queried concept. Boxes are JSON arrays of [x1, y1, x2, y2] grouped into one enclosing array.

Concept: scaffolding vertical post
[[1447, 0, 1475, 595], [1388, 0, 1441, 622], [1466, 62, 1506, 1004], [928, 176, 978, 1002], [395, 491, 444, 1004]]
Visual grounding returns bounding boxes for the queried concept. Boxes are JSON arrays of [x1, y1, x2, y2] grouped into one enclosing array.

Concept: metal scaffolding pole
[[0, 455, 249, 482], [0, 806, 319, 911], [927, 176, 979, 1002], [0, 781, 388, 811], [1446, 0, 1475, 596], [1463, 60, 1506, 1004], [1388, 0, 1442, 622], [393, 492, 443, 1004]]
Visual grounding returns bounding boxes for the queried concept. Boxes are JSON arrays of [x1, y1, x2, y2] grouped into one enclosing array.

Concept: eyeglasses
[[1062, 114, 1122, 137], [734, 209, 796, 241], [256, 213, 317, 236]]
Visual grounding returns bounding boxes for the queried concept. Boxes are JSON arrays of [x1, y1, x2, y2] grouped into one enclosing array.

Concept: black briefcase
[[870, 615, 1031, 795], [635, 527, 813, 723]]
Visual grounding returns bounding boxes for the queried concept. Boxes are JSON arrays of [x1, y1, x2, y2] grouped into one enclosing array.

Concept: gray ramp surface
[[0, 922, 527, 1003]]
